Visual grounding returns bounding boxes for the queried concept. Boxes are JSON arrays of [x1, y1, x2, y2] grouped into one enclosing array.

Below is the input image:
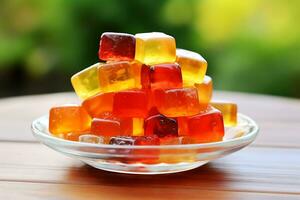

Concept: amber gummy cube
[[49, 105, 91, 135], [211, 101, 237, 126], [178, 107, 224, 143], [82, 92, 114, 118], [154, 87, 201, 117], [98, 32, 136, 61], [135, 32, 176, 65], [194, 75, 213, 110], [98, 61, 141, 92], [113, 89, 148, 118], [176, 49, 207, 85], [71, 63, 102, 100]]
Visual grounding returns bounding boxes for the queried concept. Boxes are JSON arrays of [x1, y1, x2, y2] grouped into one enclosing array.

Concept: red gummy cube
[[178, 107, 224, 143], [144, 114, 178, 138], [134, 135, 160, 145], [141, 63, 182, 90], [98, 32, 135, 61], [154, 87, 201, 117], [82, 92, 115, 118], [91, 117, 132, 137], [113, 89, 148, 118]]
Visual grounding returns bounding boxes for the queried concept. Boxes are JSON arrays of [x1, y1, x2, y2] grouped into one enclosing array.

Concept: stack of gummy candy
[[49, 32, 238, 146]]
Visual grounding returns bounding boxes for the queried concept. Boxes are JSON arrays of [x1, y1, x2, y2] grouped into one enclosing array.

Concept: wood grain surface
[[0, 91, 300, 199]]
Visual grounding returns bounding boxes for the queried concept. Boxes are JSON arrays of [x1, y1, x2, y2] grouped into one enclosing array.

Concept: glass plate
[[31, 114, 259, 174]]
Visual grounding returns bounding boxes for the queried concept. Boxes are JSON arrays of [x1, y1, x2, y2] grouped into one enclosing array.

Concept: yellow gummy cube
[[135, 32, 176, 65], [176, 49, 207, 86], [98, 61, 141, 92], [71, 63, 102, 100], [194, 76, 213, 108], [211, 101, 237, 126]]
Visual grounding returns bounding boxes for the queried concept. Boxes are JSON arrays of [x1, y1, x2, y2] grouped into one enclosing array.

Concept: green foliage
[[0, 0, 299, 97]]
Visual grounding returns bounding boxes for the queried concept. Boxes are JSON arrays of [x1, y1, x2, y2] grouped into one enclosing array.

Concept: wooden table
[[0, 91, 300, 200]]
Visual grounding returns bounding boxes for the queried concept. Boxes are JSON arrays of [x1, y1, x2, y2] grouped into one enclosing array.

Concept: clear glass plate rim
[[31, 113, 259, 150]]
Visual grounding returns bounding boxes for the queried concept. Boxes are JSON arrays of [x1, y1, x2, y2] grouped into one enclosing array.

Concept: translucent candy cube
[[98, 61, 141, 92], [144, 114, 178, 138], [142, 63, 182, 90], [98, 32, 136, 61], [79, 134, 105, 144], [176, 49, 207, 85], [154, 87, 201, 117], [71, 63, 102, 100], [178, 106, 224, 143], [135, 32, 176, 65], [211, 101, 237, 126], [82, 92, 115, 118], [194, 75, 213, 110], [49, 105, 91, 135], [109, 136, 135, 145], [113, 89, 148, 118]]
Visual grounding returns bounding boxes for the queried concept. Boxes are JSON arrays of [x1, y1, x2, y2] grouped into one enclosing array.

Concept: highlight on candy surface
[[135, 32, 176, 65], [71, 63, 102, 100]]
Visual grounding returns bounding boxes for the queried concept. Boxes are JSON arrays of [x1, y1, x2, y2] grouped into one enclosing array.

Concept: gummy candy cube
[[98, 61, 141, 92], [82, 92, 114, 118], [79, 134, 105, 144], [71, 63, 102, 100], [176, 49, 207, 85], [194, 76, 213, 110], [109, 136, 135, 145], [178, 107, 224, 143], [113, 89, 148, 118], [49, 105, 91, 135], [144, 114, 178, 138], [134, 135, 160, 145], [91, 118, 123, 136], [133, 136, 160, 164], [135, 32, 176, 65], [211, 101, 237, 126], [98, 32, 136, 61], [154, 88, 201, 117], [147, 63, 183, 90]]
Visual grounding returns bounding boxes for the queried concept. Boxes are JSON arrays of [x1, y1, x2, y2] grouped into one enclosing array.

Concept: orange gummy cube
[[194, 75, 213, 110], [178, 107, 224, 143], [98, 61, 141, 93], [91, 118, 131, 136], [154, 87, 201, 117], [49, 105, 91, 135], [113, 89, 148, 118], [82, 92, 115, 118]]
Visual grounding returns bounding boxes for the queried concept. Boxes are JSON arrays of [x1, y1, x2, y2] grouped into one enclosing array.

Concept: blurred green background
[[0, 0, 299, 98]]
